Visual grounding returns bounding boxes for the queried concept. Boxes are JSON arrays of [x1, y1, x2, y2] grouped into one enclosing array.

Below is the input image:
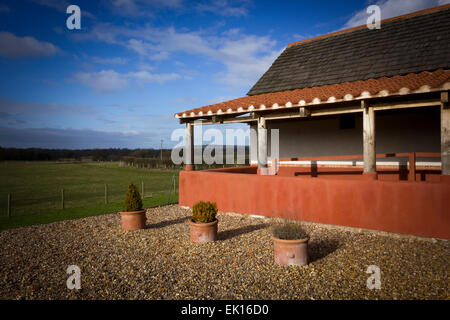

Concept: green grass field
[[0, 161, 180, 230]]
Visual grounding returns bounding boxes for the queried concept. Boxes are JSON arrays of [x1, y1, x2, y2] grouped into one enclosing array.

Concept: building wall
[[179, 169, 450, 239], [250, 107, 440, 163]]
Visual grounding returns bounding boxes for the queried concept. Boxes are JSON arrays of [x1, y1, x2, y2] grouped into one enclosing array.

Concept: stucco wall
[[179, 169, 450, 239], [250, 107, 440, 163]]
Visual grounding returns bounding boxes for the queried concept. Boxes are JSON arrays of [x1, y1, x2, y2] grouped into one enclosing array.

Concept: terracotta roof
[[175, 69, 450, 119]]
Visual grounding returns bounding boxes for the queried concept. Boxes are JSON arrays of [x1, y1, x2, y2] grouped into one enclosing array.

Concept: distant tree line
[[0, 146, 250, 168], [0, 147, 173, 162], [120, 156, 178, 169]]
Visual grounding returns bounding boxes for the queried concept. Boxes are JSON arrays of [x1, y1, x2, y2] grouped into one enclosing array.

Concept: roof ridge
[[288, 3, 450, 48]]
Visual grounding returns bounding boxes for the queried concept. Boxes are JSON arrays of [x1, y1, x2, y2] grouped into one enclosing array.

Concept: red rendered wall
[[179, 170, 450, 240]]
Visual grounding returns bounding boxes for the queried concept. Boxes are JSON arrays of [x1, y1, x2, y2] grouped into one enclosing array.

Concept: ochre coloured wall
[[179, 169, 450, 240]]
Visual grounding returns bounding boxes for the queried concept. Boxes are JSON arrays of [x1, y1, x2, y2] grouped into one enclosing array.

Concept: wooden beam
[[373, 99, 441, 111], [181, 96, 441, 125], [311, 107, 362, 117], [192, 115, 254, 125], [362, 101, 376, 173], [442, 92, 450, 175]]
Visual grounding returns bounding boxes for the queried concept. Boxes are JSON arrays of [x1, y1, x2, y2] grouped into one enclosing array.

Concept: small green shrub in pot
[[190, 201, 218, 242], [124, 183, 143, 212], [272, 221, 308, 240], [120, 183, 146, 231], [192, 201, 217, 223], [271, 217, 309, 266]]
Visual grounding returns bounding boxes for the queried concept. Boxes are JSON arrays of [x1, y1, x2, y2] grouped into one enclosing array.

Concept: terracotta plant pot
[[190, 219, 218, 243], [272, 236, 309, 266], [120, 210, 146, 231]]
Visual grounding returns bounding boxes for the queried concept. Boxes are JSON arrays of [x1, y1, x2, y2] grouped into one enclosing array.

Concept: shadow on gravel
[[147, 216, 191, 229], [219, 223, 269, 241], [308, 239, 341, 263]]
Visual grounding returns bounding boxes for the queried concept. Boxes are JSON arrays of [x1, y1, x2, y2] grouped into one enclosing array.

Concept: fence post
[[167, 173, 176, 205], [174, 175, 177, 194], [7, 193, 11, 218], [105, 184, 108, 204], [61, 189, 65, 209], [141, 181, 144, 199]]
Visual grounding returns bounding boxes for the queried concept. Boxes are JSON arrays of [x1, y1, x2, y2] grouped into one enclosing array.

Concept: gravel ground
[[0, 205, 448, 300]]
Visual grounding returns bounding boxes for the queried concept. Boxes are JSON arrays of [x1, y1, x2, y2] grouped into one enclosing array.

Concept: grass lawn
[[0, 161, 179, 230]]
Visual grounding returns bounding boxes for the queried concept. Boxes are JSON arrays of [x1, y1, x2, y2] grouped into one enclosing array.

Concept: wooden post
[[299, 107, 311, 117], [185, 122, 194, 171], [141, 181, 144, 199], [257, 117, 268, 173], [362, 100, 376, 175], [441, 91, 450, 175], [61, 189, 65, 209], [7, 193, 11, 218], [408, 152, 416, 182], [104, 184, 108, 204]]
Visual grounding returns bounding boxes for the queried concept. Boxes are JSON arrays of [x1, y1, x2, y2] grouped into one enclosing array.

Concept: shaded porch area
[[177, 90, 450, 240]]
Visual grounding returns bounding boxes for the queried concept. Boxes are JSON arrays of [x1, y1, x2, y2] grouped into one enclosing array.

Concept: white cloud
[[73, 69, 181, 93], [127, 70, 181, 84], [136, 62, 157, 71], [108, 0, 183, 16], [214, 35, 281, 88], [77, 23, 281, 90], [0, 31, 61, 58], [30, 0, 96, 19], [196, 0, 249, 17], [207, 96, 239, 104], [0, 95, 182, 148], [30, 0, 68, 11], [344, 0, 449, 28], [91, 56, 127, 65], [0, 126, 161, 149], [0, 96, 97, 120], [73, 70, 129, 93], [127, 39, 148, 55]]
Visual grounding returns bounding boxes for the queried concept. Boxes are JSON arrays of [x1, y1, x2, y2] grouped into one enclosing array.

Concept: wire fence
[[1, 173, 179, 218]]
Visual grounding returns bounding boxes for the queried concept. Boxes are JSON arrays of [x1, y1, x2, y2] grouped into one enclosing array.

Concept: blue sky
[[0, 0, 448, 149]]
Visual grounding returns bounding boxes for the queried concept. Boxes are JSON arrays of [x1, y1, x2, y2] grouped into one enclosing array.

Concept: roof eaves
[[175, 69, 450, 119]]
